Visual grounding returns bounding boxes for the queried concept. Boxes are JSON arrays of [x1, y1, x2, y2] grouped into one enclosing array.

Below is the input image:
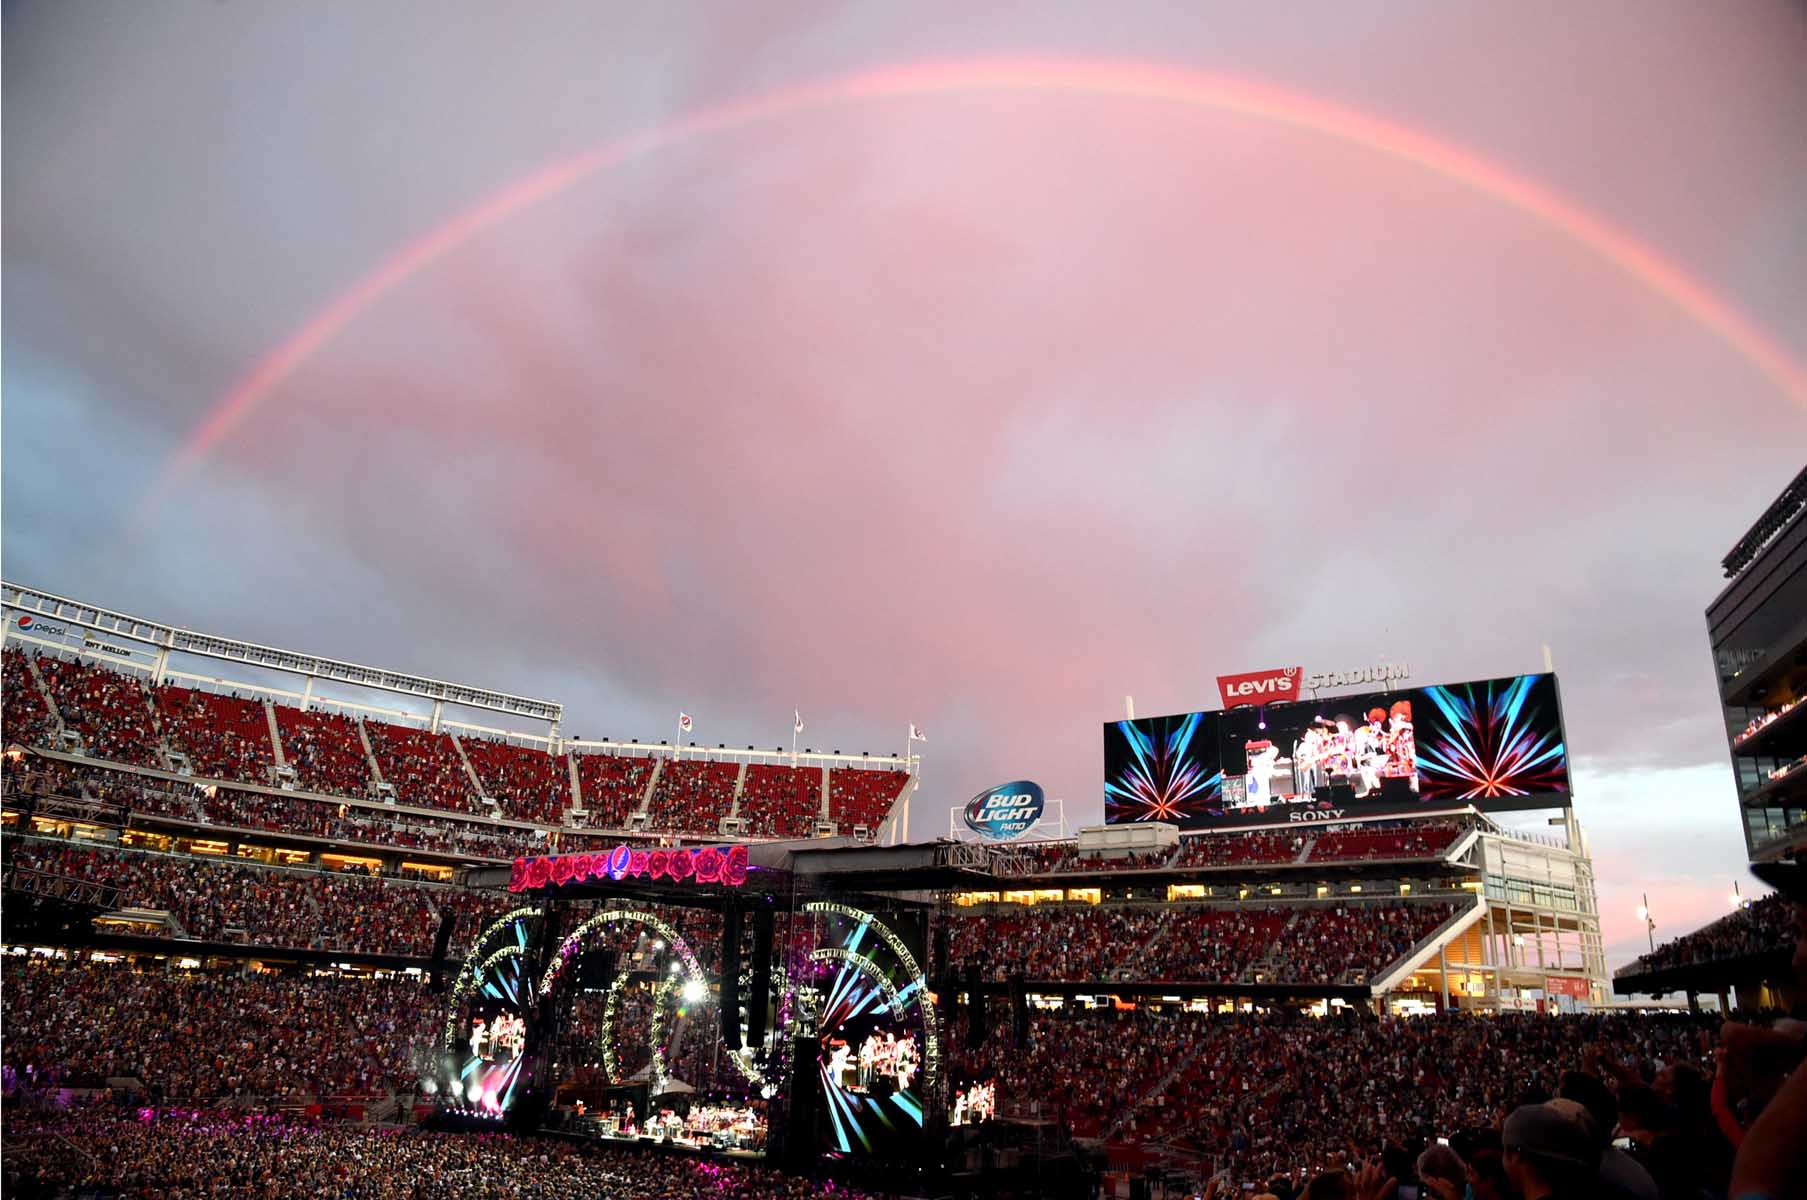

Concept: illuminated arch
[[442, 907, 541, 1051], [804, 901, 941, 1092]]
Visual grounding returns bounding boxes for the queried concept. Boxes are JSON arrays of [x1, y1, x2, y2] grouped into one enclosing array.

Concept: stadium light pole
[[1636, 894, 1656, 953], [1728, 881, 1744, 909]]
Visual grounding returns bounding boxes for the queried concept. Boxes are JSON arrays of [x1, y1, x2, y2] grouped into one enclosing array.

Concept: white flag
[[794, 710, 805, 735], [678, 712, 693, 733], [909, 723, 926, 742]]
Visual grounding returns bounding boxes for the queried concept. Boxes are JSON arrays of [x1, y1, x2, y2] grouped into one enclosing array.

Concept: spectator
[[1501, 1103, 1597, 1200]]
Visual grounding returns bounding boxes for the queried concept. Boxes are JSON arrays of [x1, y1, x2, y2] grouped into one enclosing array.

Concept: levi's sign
[[963, 780, 1045, 841], [1216, 667, 1302, 709]]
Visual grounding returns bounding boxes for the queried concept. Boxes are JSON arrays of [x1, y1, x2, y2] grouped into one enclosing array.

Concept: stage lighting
[[683, 978, 707, 1004]]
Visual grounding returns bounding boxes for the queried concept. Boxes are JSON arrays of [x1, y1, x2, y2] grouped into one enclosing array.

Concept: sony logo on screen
[[1304, 663, 1409, 691], [1288, 809, 1347, 822]]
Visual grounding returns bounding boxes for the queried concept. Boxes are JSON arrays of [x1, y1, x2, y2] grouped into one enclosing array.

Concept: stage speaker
[[1380, 775, 1415, 803], [748, 905, 773, 1048], [429, 911, 457, 994], [931, 922, 952, 1002], [1010, 973, 1029, 1049], [964, 965, 987, 1050], [720, 905, 743, 1049], [782, 1034, 819, 1167]]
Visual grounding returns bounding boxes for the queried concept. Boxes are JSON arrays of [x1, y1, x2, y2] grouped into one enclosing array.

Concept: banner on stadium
[[1105, 672, 1572, 831], [1544, 975, 1590, 999], [963, 780, 1045, 841], [1216, 667, 1302, 708]]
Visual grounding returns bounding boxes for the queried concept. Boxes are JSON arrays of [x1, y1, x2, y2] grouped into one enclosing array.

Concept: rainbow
[[151, 57, 1807, 507]]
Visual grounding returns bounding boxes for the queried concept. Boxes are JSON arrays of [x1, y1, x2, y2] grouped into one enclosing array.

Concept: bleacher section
[[3, 646, 55, 748], [274, 706, 372, 797], [643, 759, 738, 834], [1615, 890, 1797, 998], [737, 763, 821, 839], [34, 655, 163, 768], [459, 737, 567, 825], [1306, 822, 1464, 863], [8, 839, 514, 956], [363, 720, 480, 815], [827, 766, 907, 835], [155, 685, 277, 784], [571, 751, 654, 829], [946, 899, 1462, 987]]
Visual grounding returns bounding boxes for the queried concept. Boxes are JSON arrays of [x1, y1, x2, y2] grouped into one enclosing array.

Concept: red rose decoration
[[693, 846, 724, 883], [648, 850, 670, 879], [722, 844, 749, 887], [667, 849, 695, 880], [552, 855, 575, 886], [509, 859, 528, 893], [527, 857, 552, 888], [628, 849, 649, 877]]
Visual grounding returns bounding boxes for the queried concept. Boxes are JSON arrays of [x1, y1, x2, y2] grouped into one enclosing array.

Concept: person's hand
[[1355, 1158, 1396, 1200], [1719, 1021, 1806, 1121]]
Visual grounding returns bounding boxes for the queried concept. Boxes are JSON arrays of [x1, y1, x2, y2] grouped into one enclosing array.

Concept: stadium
[[5, 9, 1806, 1200], [6, 572, 1793, 1199]]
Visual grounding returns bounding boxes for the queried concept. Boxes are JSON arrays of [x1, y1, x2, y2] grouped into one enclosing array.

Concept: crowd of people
[[737, 763, 823, 839], [155, 685, 279, 785], [0, 1110, 874, 1199], [1623, 890, 1798, 977], [34, 652, 165, 768], [2, 957, 440, 1101], [3, 645, 57, 748], [643, 760, 739, 833], [945, 901, 1459, 986], [460, 736, 569, 825], [826, 767, 908, 835], [572, 751, 655, 828], [9, 839, 514, 955], [952, 1005, 1738, 1187], [362, 722, 483, 815], [274, 706, 376, 797]]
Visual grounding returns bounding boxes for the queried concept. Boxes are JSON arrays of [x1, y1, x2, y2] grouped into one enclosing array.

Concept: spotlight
[[683, 978, 707, 1004], [466, 1081, 483, 1102]]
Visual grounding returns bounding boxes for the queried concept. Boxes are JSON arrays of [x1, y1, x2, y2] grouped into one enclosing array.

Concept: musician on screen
[[1386, 701, 1417, 788]]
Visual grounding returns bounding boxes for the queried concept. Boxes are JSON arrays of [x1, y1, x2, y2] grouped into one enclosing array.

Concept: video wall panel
[[1104, 673, 1570, 829]]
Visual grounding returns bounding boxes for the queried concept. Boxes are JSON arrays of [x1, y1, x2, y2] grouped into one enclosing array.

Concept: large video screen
[[1104, 673, 1570, 829], [806, 906, 929, 1161]]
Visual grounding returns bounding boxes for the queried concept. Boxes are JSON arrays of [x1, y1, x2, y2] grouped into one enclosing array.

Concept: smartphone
[[1397, 1188, 1421, 1200], [1612, 1136, 1634, 1151], [1435, 1137, 1449, 1146]]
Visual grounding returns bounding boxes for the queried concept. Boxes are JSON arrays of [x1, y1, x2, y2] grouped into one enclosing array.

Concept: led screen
[[805, 907, 929, 1161], [950, 1078, 997, 1127], [1104, 673, 1570, 829]]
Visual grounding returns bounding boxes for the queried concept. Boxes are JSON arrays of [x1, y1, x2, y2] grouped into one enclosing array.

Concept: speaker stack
[[720, 905, 743, 1049]]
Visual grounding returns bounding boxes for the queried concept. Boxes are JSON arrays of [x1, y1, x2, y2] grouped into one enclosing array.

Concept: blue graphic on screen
[[1103, 710, 1224, 825], [1415, 673, 1570, 802]]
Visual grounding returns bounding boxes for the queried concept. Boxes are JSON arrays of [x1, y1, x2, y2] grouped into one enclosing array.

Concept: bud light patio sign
[[963, 780, 1044, 841]]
